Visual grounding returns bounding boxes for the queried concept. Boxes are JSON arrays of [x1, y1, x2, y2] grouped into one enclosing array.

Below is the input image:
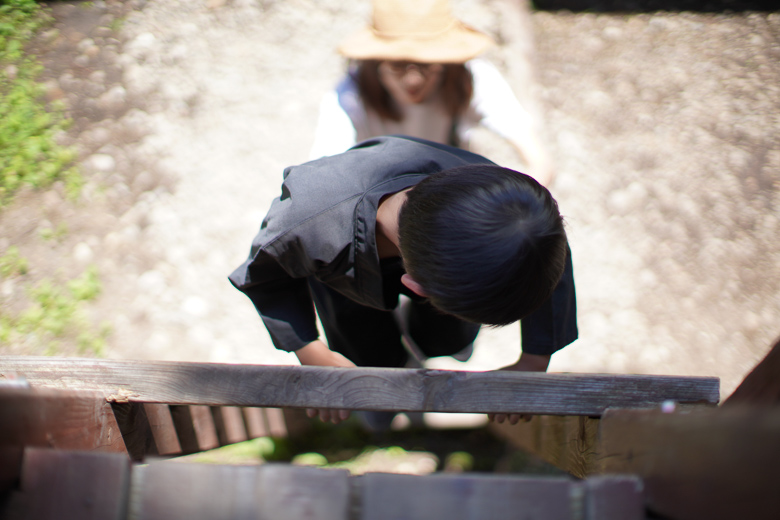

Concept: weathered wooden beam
[[0, 357, 719, 416]]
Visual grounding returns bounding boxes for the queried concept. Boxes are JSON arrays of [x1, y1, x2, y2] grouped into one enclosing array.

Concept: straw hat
[[338, 0, 494, 64]]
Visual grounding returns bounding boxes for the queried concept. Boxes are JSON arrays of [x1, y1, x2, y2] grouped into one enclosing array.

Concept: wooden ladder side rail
[[1, 447, 645, 520], [0, 357, 720, 416], [490, 407, 780, 520]]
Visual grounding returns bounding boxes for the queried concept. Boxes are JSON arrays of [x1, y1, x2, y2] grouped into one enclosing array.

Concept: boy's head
[[398, 164, 567, 326]]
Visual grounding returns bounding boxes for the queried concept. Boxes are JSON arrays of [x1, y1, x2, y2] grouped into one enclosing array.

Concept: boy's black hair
[[398, 165, 567, 326]]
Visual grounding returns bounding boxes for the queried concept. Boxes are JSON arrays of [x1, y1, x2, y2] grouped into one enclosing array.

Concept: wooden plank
[[254, 464, 351, 520], [360, 473, 575, 520], [723, 336, 780, 406], [264, 408, 288, 437], [169, 405, 219, 454], [130, 461, 260, 520], [242, 407, 269, 438], [110, 403, 157, 461], [13, 448, 130, 520], [489, 415, 601, 478], [0, 357, 720, 416], [0, 386, 127, 453], [210, 406, 248, 446], [583, 476, 644, 520], [143, 404, 182, 455], [130, 462, 350, 520], [597, 407, 780, 520]]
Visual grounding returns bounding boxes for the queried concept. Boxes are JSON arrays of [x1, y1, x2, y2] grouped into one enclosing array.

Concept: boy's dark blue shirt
[[229, 135, 577, 356]]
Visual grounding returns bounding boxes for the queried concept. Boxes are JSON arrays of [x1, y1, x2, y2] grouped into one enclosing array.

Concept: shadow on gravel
[[533, 0, 778, 12]]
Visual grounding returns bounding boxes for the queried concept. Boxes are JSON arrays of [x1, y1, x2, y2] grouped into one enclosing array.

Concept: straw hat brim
[[338, 22, 494, 64]]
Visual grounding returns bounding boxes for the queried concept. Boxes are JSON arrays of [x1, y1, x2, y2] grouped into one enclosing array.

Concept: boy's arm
[[503, 352, 551, 372], [294, 340, 356, 424]]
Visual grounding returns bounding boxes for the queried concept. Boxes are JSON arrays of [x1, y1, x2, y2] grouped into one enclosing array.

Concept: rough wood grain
[[360, 473, 575, 520], [489, 415, 601, 478], [597, 407, 780, 520], [0, 357, 720, 416], [13, 448, 130, 520], [0, 386, 126, 453]]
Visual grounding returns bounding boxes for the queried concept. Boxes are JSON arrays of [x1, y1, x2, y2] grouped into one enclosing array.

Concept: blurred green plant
[[1, 264, 110, 356], [39, 221, 68, 241], [0, 0, 82, 208], [0, 245, 27, 277], [173, 437, 276, 465]]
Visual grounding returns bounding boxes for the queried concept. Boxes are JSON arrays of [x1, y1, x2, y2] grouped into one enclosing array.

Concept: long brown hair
[[355, 60, 474, 122]]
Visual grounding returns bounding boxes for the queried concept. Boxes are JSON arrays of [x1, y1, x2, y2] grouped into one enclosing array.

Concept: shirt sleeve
[[520, 243, 578, 356], [229, 251, 320, 353]]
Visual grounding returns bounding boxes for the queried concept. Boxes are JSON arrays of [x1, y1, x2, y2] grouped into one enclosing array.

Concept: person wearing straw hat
[[310, 0, 554, 187]]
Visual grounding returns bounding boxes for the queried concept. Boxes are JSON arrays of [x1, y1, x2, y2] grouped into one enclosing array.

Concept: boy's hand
[[294, 340, 356, 424], [488, 353, 551, 425]]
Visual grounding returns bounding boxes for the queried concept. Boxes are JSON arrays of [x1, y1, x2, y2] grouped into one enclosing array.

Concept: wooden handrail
[[0, 356, 719, 416]]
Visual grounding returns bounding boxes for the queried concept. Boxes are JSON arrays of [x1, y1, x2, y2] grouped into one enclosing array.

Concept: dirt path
[[4, 0, 779, 400]]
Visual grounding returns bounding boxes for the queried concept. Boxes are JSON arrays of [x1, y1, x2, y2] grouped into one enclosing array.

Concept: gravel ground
[[2, 0, 779, 401]]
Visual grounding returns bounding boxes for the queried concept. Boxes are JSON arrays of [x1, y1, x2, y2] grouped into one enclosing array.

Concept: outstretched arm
[[294, 340, 356, 424]]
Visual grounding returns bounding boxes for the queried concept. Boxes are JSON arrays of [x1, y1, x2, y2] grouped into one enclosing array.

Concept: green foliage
[[2, 265, 109, 356], [39, 221, 68, 241], [0, 0, 81, 208], [0, 245, 27, 277]]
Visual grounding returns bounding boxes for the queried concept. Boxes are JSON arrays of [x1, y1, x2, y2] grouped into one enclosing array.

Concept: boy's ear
[[401, 274, 429, 297]]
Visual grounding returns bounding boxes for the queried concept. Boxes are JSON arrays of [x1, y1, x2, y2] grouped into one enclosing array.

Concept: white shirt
[[309, 59, 536, 161]]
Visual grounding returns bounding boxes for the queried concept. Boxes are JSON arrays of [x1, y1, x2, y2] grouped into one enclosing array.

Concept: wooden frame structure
[[0, 353, 776, 519]]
